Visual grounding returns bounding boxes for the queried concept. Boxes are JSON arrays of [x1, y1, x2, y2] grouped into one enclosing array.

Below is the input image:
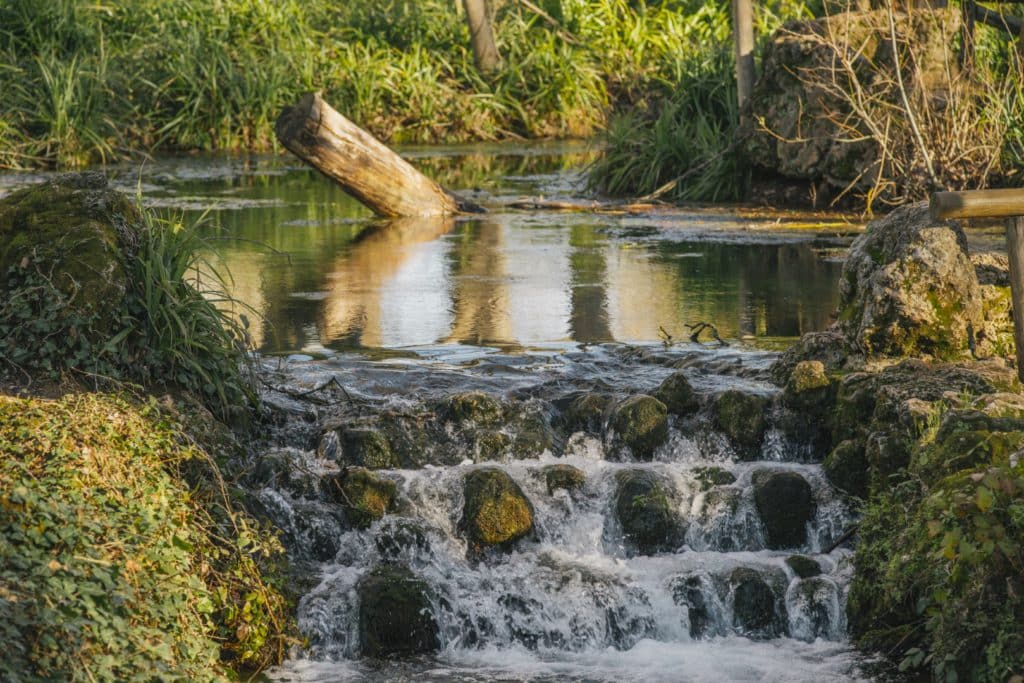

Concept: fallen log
[[276, 92, 482, 218]]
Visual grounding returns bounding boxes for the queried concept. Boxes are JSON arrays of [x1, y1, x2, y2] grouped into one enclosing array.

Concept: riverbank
[[0, 0, 809, 170], [0, 174, 295, 679]]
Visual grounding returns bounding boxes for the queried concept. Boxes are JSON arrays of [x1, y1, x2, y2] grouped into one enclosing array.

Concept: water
[[0, 144, 873, 680]]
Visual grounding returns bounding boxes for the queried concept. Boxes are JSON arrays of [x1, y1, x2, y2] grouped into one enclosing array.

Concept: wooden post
[[732, 0, 755, 125], [931, 188, 1024, 381], [1006, 216, 1024, 380], [275, 92, 481, 218], [463, 0, 501, 74]]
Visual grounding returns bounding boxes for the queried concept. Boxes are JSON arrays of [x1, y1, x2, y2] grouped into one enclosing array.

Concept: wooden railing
[[931, 189, 1024, 380]]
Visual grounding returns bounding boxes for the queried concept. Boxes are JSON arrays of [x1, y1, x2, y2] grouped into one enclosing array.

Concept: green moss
[[693, 466, 736, 491], [327, 468, 398, 529], [0, 393, 292, 681], [459, 468, 534, 554], [446, 391, 503, 426], [543, 464, 585, 494], [341, 428, 398, 469], [610, 395, 669, 460]]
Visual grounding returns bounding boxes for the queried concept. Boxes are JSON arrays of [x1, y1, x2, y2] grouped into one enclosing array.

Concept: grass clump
[[0, 393, 293, 681], [0, 177, 255, 422], [0, 0, 751, 169]]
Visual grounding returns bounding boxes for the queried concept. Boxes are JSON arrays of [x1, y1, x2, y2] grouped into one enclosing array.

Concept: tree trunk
[[463, 0, 501, 74], [276, 92, 480, 217]]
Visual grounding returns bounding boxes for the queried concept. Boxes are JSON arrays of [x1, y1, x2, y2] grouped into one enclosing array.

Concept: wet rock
[[694, 466, 736, 491], [375, 518, 431, 562], [614, 469, 682, 556], [837, 203, 982, 360], [459, 467, 534, 555], [358, 564, 439, 658], [713, 390, 768, 457], [543, 464, 585, 495], [752, 470, 815, 550], [789, 576, 838, 642], [770, 330, 855, 385], [339, 427, 399, 469], [445, 391, 503, 425], [557, 392, 613, 435], [823, 439, 868, 499], [610, 395, 669, 460], [730, 567, 785, 639], [670, 575, 713, 638], [325, 467, 398, 529], [249, 449, 318, 498], [653, 372, 700, 416], [0, 172, 142, 332], [785, 555, 823, 579], [475, 430, 513, 461]]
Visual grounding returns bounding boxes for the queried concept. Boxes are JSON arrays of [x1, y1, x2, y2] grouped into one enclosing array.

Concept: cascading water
[[256, 345, 870, 682]]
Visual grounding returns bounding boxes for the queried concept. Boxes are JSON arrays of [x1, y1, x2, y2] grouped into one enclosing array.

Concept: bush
[[0, 393, 293, 681]]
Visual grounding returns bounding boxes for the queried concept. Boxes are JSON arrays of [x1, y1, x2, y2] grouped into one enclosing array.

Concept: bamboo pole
[[276, 92, 481, 217], [732, 0, 755, 124]]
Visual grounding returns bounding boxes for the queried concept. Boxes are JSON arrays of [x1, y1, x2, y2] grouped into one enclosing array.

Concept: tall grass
[[0, 0, 737, 169]]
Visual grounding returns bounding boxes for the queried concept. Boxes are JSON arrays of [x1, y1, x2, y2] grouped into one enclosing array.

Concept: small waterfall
[[258, 347, 868, 682]]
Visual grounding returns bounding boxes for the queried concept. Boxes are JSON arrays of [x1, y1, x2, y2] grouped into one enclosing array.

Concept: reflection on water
[[27, 143, 851, 354]]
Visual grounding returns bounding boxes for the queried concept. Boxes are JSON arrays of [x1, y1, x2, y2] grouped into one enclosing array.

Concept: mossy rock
[[358, 564, 439, 658], [614, 469, 682, 556], [823, 439, 868, 499], [475, 429, 513, 461], [340, 428, 399, 470], [459, 467, 534, 554], [783, 360, 836, 415], [558, 391, 613, 435], [694, 466, 737, 491], [543, 463, 585, 494], [653, 372, 700, 416], [0, 173, 142, 332], [752, 470, 816, 550], [326, 467, 398, 529], [730, 567, 785, 639], [610, 395, 669, 460], [445, 391, 503, 425], [785, 555, 823, 579], [713, 391, 768, 456]]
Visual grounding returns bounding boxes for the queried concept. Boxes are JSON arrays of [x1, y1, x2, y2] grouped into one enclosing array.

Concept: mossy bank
[[0, 175, 294, 680]]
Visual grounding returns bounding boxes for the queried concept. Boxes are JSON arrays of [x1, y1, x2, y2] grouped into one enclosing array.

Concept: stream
[[2, 143, 878, 681]]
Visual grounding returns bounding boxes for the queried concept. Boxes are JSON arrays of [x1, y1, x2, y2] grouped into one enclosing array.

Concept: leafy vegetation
[[848, 405, 1024, 682], [0, 393, 293, 681], [0, 0, 746, 169]]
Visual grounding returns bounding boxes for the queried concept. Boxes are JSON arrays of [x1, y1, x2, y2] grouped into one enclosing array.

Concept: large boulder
[[746, 9, 959, 199], [752, 470, 816, 550], [0, 172, 141, 333], [609, 395, 669, 460], [543, 463, 585, 495], [653, 372, 700, 416], [459, 467, 534, 555], [614, 469, 683, 555], [339, 427, 399, 470], [836, 203, 982, 360], [358, 564, 439, 658]]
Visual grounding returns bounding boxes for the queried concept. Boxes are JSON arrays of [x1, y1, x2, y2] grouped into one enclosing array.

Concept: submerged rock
[[610, 395, 669, 460], [543, 463, 585, 495], [713, 391, 768, 457], [670, 575, 713, 639], [823, 439, 869, 499], [730, 567, 786, 639], [374, 518, 431, 562], [785, 555, 823, 579], [325, 467, 398, 529], [459, 467, 534, 555], [0, 172, 142, 332], [445, 391, 503, 425], [614, 469, 682, 555], [358, 564, 439, 658], [752, 470, 815, 550], [653, 372, 700, 416]]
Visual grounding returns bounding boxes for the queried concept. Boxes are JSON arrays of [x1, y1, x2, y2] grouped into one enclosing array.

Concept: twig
[[824, 523, 859, 553], [511, 0, 582, 45]]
